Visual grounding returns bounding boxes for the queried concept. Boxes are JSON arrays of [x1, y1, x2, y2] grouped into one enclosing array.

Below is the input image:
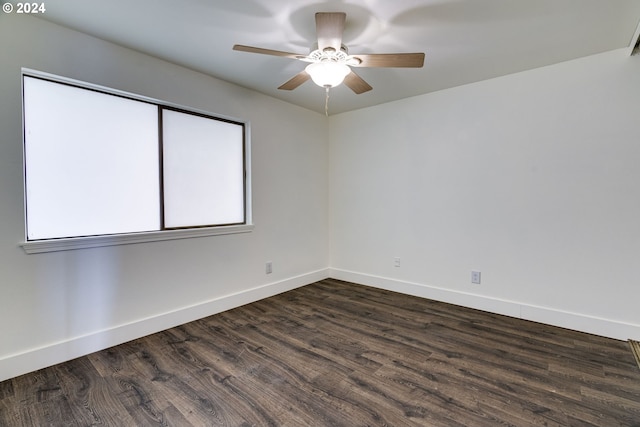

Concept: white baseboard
[[4, 268, 638, 382], [0, 268, 330, 382], [329, 268, 640, 342]]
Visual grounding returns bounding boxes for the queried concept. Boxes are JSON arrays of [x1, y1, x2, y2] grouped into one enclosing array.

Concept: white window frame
[[20, 69, 252, 254]]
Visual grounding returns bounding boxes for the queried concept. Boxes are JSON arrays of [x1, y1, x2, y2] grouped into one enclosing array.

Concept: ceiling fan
[[233, 12, 425, 95]]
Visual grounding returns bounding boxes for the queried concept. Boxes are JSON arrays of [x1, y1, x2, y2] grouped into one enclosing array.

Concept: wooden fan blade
[[351, 53, 425, 68], [278, 70, 311, 90], [233, 44, 305, 60], [316, 12, 346, 52], [343, 70, 372, 94]]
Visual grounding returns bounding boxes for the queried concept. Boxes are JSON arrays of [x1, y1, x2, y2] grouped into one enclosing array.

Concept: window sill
[[20, 224, 254, 254]]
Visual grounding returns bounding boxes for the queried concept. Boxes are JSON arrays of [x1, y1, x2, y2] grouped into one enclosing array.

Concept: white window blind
[[162, 109, 245, 228], [23, 76, 160, 240]]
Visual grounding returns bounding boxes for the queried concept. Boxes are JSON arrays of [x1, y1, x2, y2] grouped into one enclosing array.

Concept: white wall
[[329, 49, 640, 340], [0, 15, 329, 381]]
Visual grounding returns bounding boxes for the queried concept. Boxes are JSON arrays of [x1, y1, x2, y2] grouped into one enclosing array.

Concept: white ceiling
[[38, 0, 640, 115]]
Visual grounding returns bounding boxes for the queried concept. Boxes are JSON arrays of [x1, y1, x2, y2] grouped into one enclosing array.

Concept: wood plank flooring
[[1, 278, 640, 426]]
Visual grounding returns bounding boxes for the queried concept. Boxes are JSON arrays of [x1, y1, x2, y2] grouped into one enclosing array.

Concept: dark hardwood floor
[[1, 278, 639, 426]]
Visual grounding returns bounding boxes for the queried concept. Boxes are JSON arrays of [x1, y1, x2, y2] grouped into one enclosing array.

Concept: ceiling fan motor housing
[[309, 44, 351, 62]]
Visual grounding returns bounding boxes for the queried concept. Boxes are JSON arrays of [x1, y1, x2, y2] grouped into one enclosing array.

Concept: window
[[21, 70, 252, 253]]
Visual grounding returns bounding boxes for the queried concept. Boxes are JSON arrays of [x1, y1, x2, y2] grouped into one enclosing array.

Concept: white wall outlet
[[471, 271, 481, 284], [266, 261, 273, 274], [394, 257, 401, 267]]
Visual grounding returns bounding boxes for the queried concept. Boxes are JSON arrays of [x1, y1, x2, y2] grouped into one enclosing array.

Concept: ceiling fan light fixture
[[305, 61, 350, 88], [233, 12, 424, 96]]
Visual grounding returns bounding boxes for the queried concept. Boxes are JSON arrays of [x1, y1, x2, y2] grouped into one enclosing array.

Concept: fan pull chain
[[325, 86, 330, 117]]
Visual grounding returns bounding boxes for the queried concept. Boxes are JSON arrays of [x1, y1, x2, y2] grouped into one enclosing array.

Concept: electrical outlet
[[471, 271, 481, 284], [266, 262, 273, 274], [394, 257, 401, 267]]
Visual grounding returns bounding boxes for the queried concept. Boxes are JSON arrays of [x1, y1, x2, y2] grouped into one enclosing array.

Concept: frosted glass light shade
[[305, 62, 350, 88]]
